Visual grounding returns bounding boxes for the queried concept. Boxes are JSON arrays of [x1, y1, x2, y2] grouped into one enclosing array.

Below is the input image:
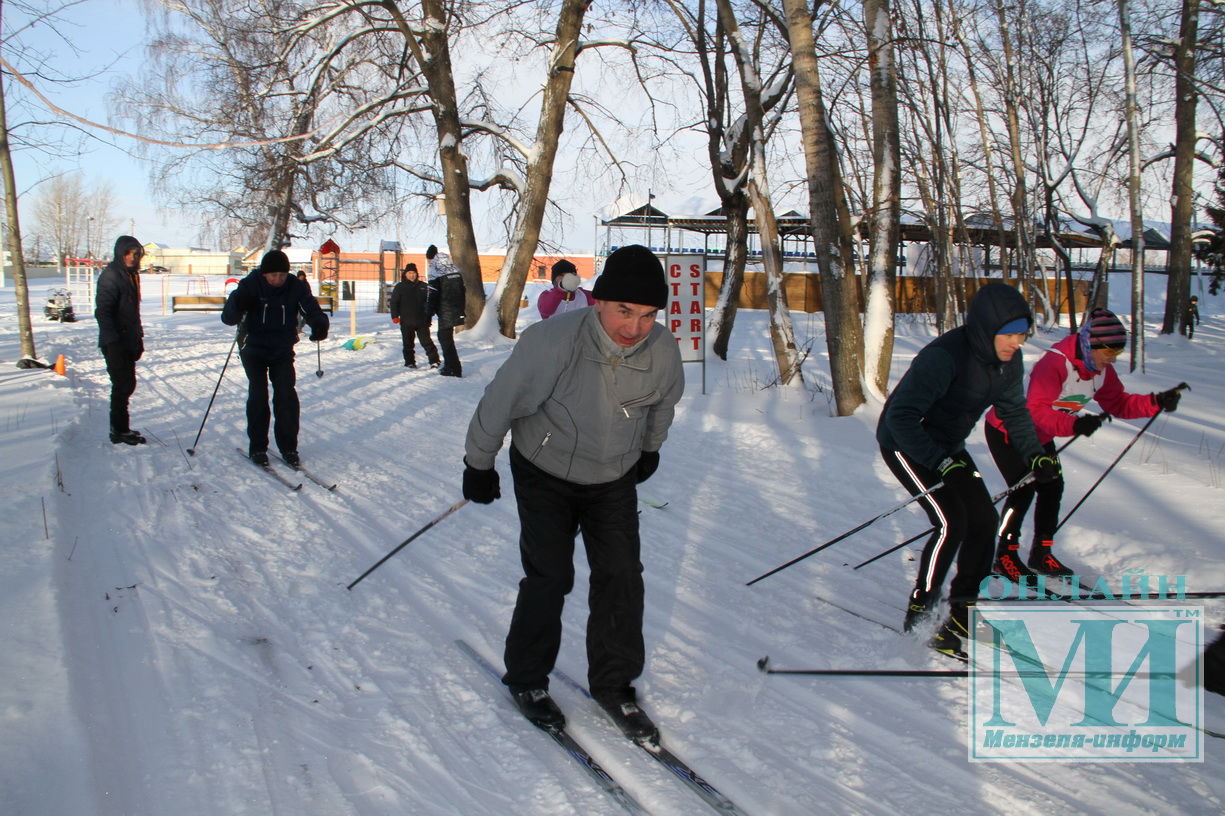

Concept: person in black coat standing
[[95, 235, 147, 445], [425, 244, 466, 377], [389, 263, 439, 368], [221, 250, 329, 467], [877, 282, 1059, 656]]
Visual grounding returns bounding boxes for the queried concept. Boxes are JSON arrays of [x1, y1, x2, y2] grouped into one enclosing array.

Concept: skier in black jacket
[[388, 263, 439, 368], [877, 281, 1059, 656], [95, 235, 147, 445], [425, 244, 466, 377], [221, 250, 329, 467]]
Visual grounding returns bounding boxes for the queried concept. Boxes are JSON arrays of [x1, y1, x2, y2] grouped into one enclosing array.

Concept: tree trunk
[[782, 0, 866, 414], [709, 196, 751, 360], [404, 0, 486, 326], [0, 65, 35, 362], [1119, 0, 1145, 372], [864, 0, 899, 398], [1161, 0, 1199, 335], [491, 0, 591, 338]]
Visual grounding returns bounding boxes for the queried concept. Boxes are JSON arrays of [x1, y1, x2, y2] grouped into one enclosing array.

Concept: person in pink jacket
[[537, 259, 594, 319], [984, 308, 1181, 578]]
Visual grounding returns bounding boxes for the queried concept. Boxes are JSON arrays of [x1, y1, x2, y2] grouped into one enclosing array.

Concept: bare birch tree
[[782, 0, 865, 413]]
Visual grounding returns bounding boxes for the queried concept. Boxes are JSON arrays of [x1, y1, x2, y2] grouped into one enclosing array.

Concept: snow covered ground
[[1, 272, 1222, 816]]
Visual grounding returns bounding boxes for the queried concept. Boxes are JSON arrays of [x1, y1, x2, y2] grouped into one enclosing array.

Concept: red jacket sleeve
[[1094, 365, 1159, 420]]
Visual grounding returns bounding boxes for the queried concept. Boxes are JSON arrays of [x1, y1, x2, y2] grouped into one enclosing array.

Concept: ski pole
[[187, 336, 237, 456], [757, 656, 967, 678], [1052, 386, 1186, 534], [316, 340, 323, 378], [850, 428, 1090, 570], [347, 499, 468, 590], [746, 480, 946, 586]]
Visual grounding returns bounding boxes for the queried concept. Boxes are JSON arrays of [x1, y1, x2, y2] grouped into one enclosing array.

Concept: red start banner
[[665, 255, 705, 363]]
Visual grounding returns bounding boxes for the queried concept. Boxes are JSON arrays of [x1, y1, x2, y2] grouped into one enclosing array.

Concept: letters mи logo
[[968, 604, 1203, 762]]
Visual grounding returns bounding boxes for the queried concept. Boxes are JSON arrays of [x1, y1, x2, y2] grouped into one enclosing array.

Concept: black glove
[[235, 292, 259, 312], [308, 325, 328, 342], [1072, 414, 1105, 437], [1152, 388, 1181, 413], [635, 451, 660, 484], [1030, 453, 1061, 484], [937, 454, 977, 489], [462, 458, 501, 504]]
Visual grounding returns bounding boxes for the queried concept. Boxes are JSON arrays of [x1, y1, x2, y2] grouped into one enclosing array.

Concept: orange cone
[[53, 354, 66, 376]]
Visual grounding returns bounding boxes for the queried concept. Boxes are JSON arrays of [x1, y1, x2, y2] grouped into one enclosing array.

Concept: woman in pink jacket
[[984, 308, 1181, 579], [537, 259, 594, 319]]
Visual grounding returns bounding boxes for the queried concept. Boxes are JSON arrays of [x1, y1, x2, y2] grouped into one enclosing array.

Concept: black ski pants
[[503, 446, 644, 700], [436, 325, 462, 375], [101, 342, 137, 434], [985, 423, 1062, 550], [399, 322, 438, 366], [881, 446, 997, 606], [240, 350, 299, 455]]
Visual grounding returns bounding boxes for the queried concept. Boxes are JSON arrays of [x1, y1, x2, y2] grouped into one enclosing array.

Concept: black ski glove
[[1152, 388, 1181, 413], [309, 324, 329, 342], [235, 292, 259, 312], [635, 451, 660, 484], [1072, 414, 1105, 438], [937, 454, 977, 490], [462, 458, 501, 504], [1030, 453, 1061, 484]]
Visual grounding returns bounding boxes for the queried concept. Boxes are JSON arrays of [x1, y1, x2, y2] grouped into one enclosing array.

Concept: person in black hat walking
[[984, 308, 1177, 578], [877, 282, 1058, 657], [461, 244, 684, 741], [389, 263, 439, 368], [222, 249, 329, 467], [95, 235, 147, 445], [1181, 295, 1201, 339]]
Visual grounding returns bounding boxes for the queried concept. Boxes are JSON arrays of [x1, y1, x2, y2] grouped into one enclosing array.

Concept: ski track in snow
[[2, 276, 1223, 815]]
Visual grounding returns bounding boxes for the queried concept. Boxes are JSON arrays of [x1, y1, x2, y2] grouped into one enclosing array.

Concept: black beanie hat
[[592, 245, 667, 309], [551, 259, 577, 280], [258, 250, 290, 274]]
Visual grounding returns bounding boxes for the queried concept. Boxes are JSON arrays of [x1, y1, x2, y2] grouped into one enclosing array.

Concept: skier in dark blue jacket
[[222, 250, 328, 467], [876, 281, 1059, 656]]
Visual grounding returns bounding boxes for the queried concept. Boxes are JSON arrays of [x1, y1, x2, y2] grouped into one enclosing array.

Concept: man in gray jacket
[[462, 244, 684, 742]]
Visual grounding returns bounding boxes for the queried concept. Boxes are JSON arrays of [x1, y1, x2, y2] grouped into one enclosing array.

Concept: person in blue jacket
[[876, 282, 1059, 656], [222, 250, 328, 467]]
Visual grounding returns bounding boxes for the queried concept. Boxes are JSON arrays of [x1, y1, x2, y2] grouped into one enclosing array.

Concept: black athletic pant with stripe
[[985, 423, 1062, 550], [881, 446, 998, 607]]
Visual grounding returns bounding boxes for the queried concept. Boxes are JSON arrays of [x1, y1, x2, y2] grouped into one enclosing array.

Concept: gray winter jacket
[[465, 307, 685, 485]]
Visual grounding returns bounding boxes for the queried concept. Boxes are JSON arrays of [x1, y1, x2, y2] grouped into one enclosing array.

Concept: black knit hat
[[258, 250, 290, 274], [551, 259, 577, 280], [592, 245, 667, 309]]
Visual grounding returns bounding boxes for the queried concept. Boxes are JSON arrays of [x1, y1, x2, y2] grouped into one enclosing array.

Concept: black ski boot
[[595, 689, 658, 742], [513, 688, 565, 730], [110, 429, 147, 445], [993, 534, 1039, 584], [249, 449, 270, 467], [281, 451, 300, 468], [903, 587, 934, 632], [928, 602, 972, 661], [1028, 539, 1074, 576]]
